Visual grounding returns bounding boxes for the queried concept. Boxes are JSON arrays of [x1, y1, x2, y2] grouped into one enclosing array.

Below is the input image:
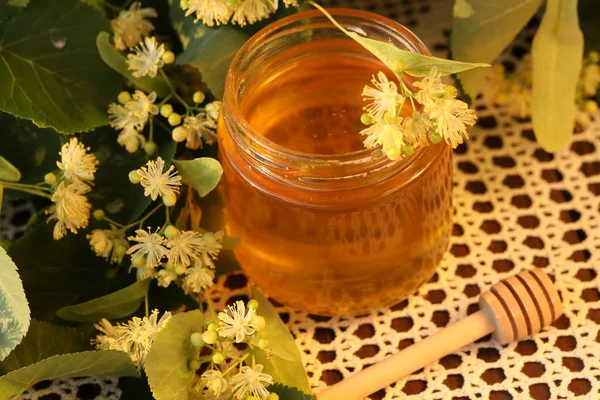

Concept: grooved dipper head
[[479, 268, 563, 344]]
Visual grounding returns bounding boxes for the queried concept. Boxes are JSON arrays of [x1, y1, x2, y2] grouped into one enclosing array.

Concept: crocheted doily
[[2, 0, 599, 399]]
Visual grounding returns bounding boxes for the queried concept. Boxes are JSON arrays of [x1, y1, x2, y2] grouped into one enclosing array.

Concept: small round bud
[[132, 256, 147, 268], [442, 85, 457, 98], [429, 130, 442, 144], [92, 209, 105, 221], [402, 144, 415, 156], [44, 172, 56, 185], [252, 315, 266, 331], [202, 329, 218, 345], [268, 393, 280, 400], [162, 51, 175, 64], [180, 0, 189, 8], [163, 193, 177, 207], [188, 359, 201, 371], [589, 51, 600, 63], [118, 91, 132, 105], [160, 104, 174, 118], [258, 338, 270, 349], [190, 332, 204, 348], [247, 299, 259, 310], [172, 126, 187, 142], [212, 352, 225, 364], [208, 323, 219, 331], [144, 141, 157, 155], [164, 225, 179, 239], [584, 100, 599, 114], [393, 60, 405, 74], [384, 111, 397, 123], [360, 113, 373, 125], [193, 91, 206, 104], [128, 170, 142, 184], [168, 113, 182, 126], [115, 244, 128, 257], [175, 264, 187, 274]]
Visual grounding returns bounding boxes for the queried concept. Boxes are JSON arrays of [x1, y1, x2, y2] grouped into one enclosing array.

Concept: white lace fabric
[[4, 0, 599, 399]]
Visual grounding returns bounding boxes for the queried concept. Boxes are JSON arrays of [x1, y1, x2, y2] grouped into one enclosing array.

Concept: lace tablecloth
[[2, 0, 599, 399]]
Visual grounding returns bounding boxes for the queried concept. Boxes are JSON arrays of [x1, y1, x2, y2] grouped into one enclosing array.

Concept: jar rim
[[223, 7, 444, 180]]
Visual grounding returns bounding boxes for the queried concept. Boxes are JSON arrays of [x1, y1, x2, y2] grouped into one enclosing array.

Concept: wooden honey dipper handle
[[317, 269, 562, 400]]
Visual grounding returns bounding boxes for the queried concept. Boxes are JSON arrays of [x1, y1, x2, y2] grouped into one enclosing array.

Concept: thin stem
[[165, 206, 171, 224], [145, 293, 149, 318], [160, 70, 191, 111], [203, 292, 217, 320], [308, 1, 351, 35], [148, 117, 154, 143], [158, 94, 173, 107], [2, 181, 51, 192], [128, 202, 164, 230], [102, 215, 125, 228], [2, 183, 52, 199]]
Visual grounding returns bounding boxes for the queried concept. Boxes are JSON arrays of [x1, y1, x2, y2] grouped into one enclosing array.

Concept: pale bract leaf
[[173, 158, 223, 198], [251, 288, 311, 395], [531, 0, 583, 152], [0, 350, 137, 399], [145, 310, 204, 400], [0, 320, 88, 374], [0, 0, 121, 134], [96, 32, 170, 98], [451, 0, 543, 99], [0, 247, 30, 362], [348, 32, 488, 77], [0, 156, 20, 182], [56, 279, 151, 322]]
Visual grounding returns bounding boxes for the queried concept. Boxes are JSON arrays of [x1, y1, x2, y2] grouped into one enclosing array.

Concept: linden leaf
[[0, 0, 121, 134], [251, 288, 312, 395], [0, 320, 88, 374], [173, 158, 223, 198], [145, 310, 204, 400], [0, 156, 21, 182], [531, 0, 583, 152], [451, 0, 543, 99], [0, 350, 137, 399], [96, 32, 170, 98], [269, 384, 317, 400], [56, 279, 151, 322], [0, 247, 30, 362]]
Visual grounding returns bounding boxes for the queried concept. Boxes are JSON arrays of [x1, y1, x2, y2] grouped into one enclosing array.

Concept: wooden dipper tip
[[479, 268, 563, 344]]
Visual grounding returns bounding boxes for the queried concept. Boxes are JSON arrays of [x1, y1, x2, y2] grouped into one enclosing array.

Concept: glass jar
[[217, 8, 453, 316]]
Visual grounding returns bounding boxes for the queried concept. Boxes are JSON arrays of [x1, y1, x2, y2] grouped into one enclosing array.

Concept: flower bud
[[162, 51, 175, 64], [115, 244, 128, 257], [118, 91, 132, 105], [144, 141, 157, 155], [208, 323, 219, 331], [44, 172, 56, 185], [168, 113, 182, 126], [360, 113, 373, 125], [252, 315, 266, 331], [202, 329, 218, 345], [163, 193, 177, 207], [92, 209, 105, 221], [589, 51, 600, 64], [212, 352, 225, 364], [129, 170, 142, 184], [584, 100, 599, 115], [258, 338, 270, 349], [188, 359, 201, 371], [132, 256, 147, 268], [429, 129, 442, 144], [160, 104, 174, 118], [247, 299, 259, 310], [402, 144, 415, 156], [190, 332, 204, 347], [174, 264, 187, 274], [180, 0, 189, 8], [193, 91, 206, 104], [164, 225, 179, 239], [172, 126, 187, 142]]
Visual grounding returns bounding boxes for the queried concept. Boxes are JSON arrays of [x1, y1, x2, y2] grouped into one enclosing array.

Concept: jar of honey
[[217, 8, 453, 315]]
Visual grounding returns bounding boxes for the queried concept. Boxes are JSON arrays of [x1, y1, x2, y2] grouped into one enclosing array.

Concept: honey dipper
[[317, 268, 563, 400]]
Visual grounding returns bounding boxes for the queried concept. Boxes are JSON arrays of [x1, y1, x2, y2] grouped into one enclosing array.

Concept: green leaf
[[251, 288, 311, 394], [56, 279, 150, 322], [0, 0, 28, 21], [83, 126, 177, 222], [0, 112, 62, 188], [96, 32, 170, 98], [451, 0, 543, 99], [1, 319, 88, 374], [0, 350, 137, 399], [8, 222, 133, 320], [531, 0, 584, 152], [347, 32, 488, 77], [269, 383, 317, 400], [0, 0, 121, 134], [0, 156, 21, 182], [0, 247, 30, 362], [145, 310, 204, 400], [173, 158, 223, 197], [170, 0, 249, 99]]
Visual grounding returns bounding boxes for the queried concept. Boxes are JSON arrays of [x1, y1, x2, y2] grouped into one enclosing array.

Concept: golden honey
[[218, 9, 453, 315]]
